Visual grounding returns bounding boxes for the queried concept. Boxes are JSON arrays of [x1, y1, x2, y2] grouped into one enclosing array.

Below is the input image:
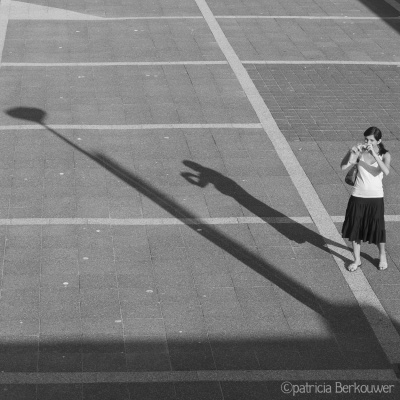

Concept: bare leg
[[378, 243, 388, 270], [348, 241, 361, 272], [353, 241, 361, 263]]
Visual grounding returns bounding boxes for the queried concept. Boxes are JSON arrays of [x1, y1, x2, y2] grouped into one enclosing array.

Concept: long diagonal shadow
[[358, 0, 400, 36], [181, 161, 360, 263], [4, 107, 400, 376], [6, 106, 327, 316]]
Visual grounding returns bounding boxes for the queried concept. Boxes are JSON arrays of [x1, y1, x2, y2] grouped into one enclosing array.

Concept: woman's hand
[[351, 145, 361, 155], [348, 145, 360, 164], [365, 143, 378, 158]]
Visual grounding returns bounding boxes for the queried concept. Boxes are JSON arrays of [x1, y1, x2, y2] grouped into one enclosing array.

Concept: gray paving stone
[[82, 383, 130, 400], [1, 273, 40, 290], [248, 64, 400, 141], [0, 0, 399, 394], [81, 318, 124, 335], [126, 351, 171, 372], [0, 352, 38, 372], [83, 352, 127, 372], [0, 318, 40, 336], [161, 303, 204, 321], [175, 382, 223, 400], [127, 383, 176, 400], [123, 318, 166, 335], [0, 65, 258, 125], [6, 20, 222, 63], [40, 319, 82, 336], [39, 352, 83, 373], [37, 384, 82, 400]]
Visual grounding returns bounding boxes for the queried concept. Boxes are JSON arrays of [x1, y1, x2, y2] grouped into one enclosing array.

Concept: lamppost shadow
[[181, 160, 378, 267], [2, 107, 399, 388], [358, 0, 400, 36]]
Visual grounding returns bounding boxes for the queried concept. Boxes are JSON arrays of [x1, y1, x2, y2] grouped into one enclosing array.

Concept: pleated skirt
[[342, 196, 385, 245]]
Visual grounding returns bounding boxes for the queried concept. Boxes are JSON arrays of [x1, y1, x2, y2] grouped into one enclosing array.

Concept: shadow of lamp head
[[5, 107, 47, 125]]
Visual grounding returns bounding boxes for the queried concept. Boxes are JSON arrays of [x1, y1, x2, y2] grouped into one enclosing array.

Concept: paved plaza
[[0, 0, 400, 399]]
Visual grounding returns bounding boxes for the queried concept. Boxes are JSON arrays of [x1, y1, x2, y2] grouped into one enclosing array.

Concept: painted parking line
[[243, 60, 400, 65], [9, 15, 400, 20], [0, 216, 313, 226], [0, 123, 262, 130], [385, 0, 400, 12], [0, 369, 396, 384], [0, 0, 11, 64], [0, 215, 399, 226], [194, 0, 400, 365], [216, 16, 400, 20], [3, 60, 400, 67], [8, 14, 400, 21], [1, 61, 229, 67]]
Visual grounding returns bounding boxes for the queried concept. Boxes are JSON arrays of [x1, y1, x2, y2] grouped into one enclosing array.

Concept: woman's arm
[[358, 160, 381, 176], [376, 152, 391, 176], [364, 145, 391, 176], [341, 147, 360, 170]]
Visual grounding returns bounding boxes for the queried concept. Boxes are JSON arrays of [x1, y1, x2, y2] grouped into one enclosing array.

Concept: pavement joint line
[[194, 0, 400, 364], [0, 0, 11, 65], [9, 15, 205, 20], [216, 15, 400, 20], [7, 15, 400, 21], [2, 0, 399, 384], [4, 60, 400, 67], [0, 217, 313, 226], [0, 216, 399, 226], [385, 0, 400, 12], [1, 61, 229, 67], [0, 123, 263, 130], [3, 61, 400, 68], [244, 61, 400, 65], [0, 369, 396, 384], [8, 15, 400, 21]]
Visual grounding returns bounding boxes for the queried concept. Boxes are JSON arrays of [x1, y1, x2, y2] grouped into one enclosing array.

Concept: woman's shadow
[[181, 160, 375, 265]]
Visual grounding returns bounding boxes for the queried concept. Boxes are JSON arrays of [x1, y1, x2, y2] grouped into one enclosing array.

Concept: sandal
[[378, 261, 388, 271], [347, 262, 361, 272]]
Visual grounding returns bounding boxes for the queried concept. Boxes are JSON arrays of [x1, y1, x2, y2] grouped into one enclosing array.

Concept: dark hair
[[363, 126, 388, 155]]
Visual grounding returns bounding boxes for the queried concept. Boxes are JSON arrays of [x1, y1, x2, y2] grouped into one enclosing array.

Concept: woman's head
[[363, 126, 387, 155]]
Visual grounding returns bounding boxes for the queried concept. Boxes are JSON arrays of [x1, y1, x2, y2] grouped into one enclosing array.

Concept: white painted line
[[0, 216, 316, 226], [243, 61, 400, 65], [8, 14, 400, 21], [89, 16, 203, 20], [0, 0, 11, 65], [9, 15, 204, 21], [0, 369, 396, 384], [0, 123, 262, 130], [385, 0, 400, 12], [331, 215, 400, 223], [3, 60, 400, 67], [9, 0, 103, 20], [216, 15, 400, 20], [3, 60, 400, 68], [1, 61, 228, 67], [194, 0, 400, 365], [0, 216, 399, 227]]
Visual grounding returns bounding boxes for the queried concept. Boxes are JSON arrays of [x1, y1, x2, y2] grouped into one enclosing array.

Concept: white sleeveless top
[[352, 154, 384, 198]]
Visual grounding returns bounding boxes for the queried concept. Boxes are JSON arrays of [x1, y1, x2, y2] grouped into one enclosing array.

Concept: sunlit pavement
[[0, 0, 399, 399]]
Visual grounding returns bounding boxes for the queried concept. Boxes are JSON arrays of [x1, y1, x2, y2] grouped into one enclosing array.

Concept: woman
[[341, 126, 391, 272]]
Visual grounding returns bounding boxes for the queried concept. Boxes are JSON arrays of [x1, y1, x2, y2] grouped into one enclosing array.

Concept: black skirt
[[342, 196, 386, 245]]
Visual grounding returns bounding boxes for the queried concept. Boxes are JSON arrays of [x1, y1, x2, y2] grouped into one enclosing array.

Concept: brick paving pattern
[[0, 0, 400, 399], [246, 64, 400, 141], [222, 18, 400, 62], [0, 66, 257, 124]]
